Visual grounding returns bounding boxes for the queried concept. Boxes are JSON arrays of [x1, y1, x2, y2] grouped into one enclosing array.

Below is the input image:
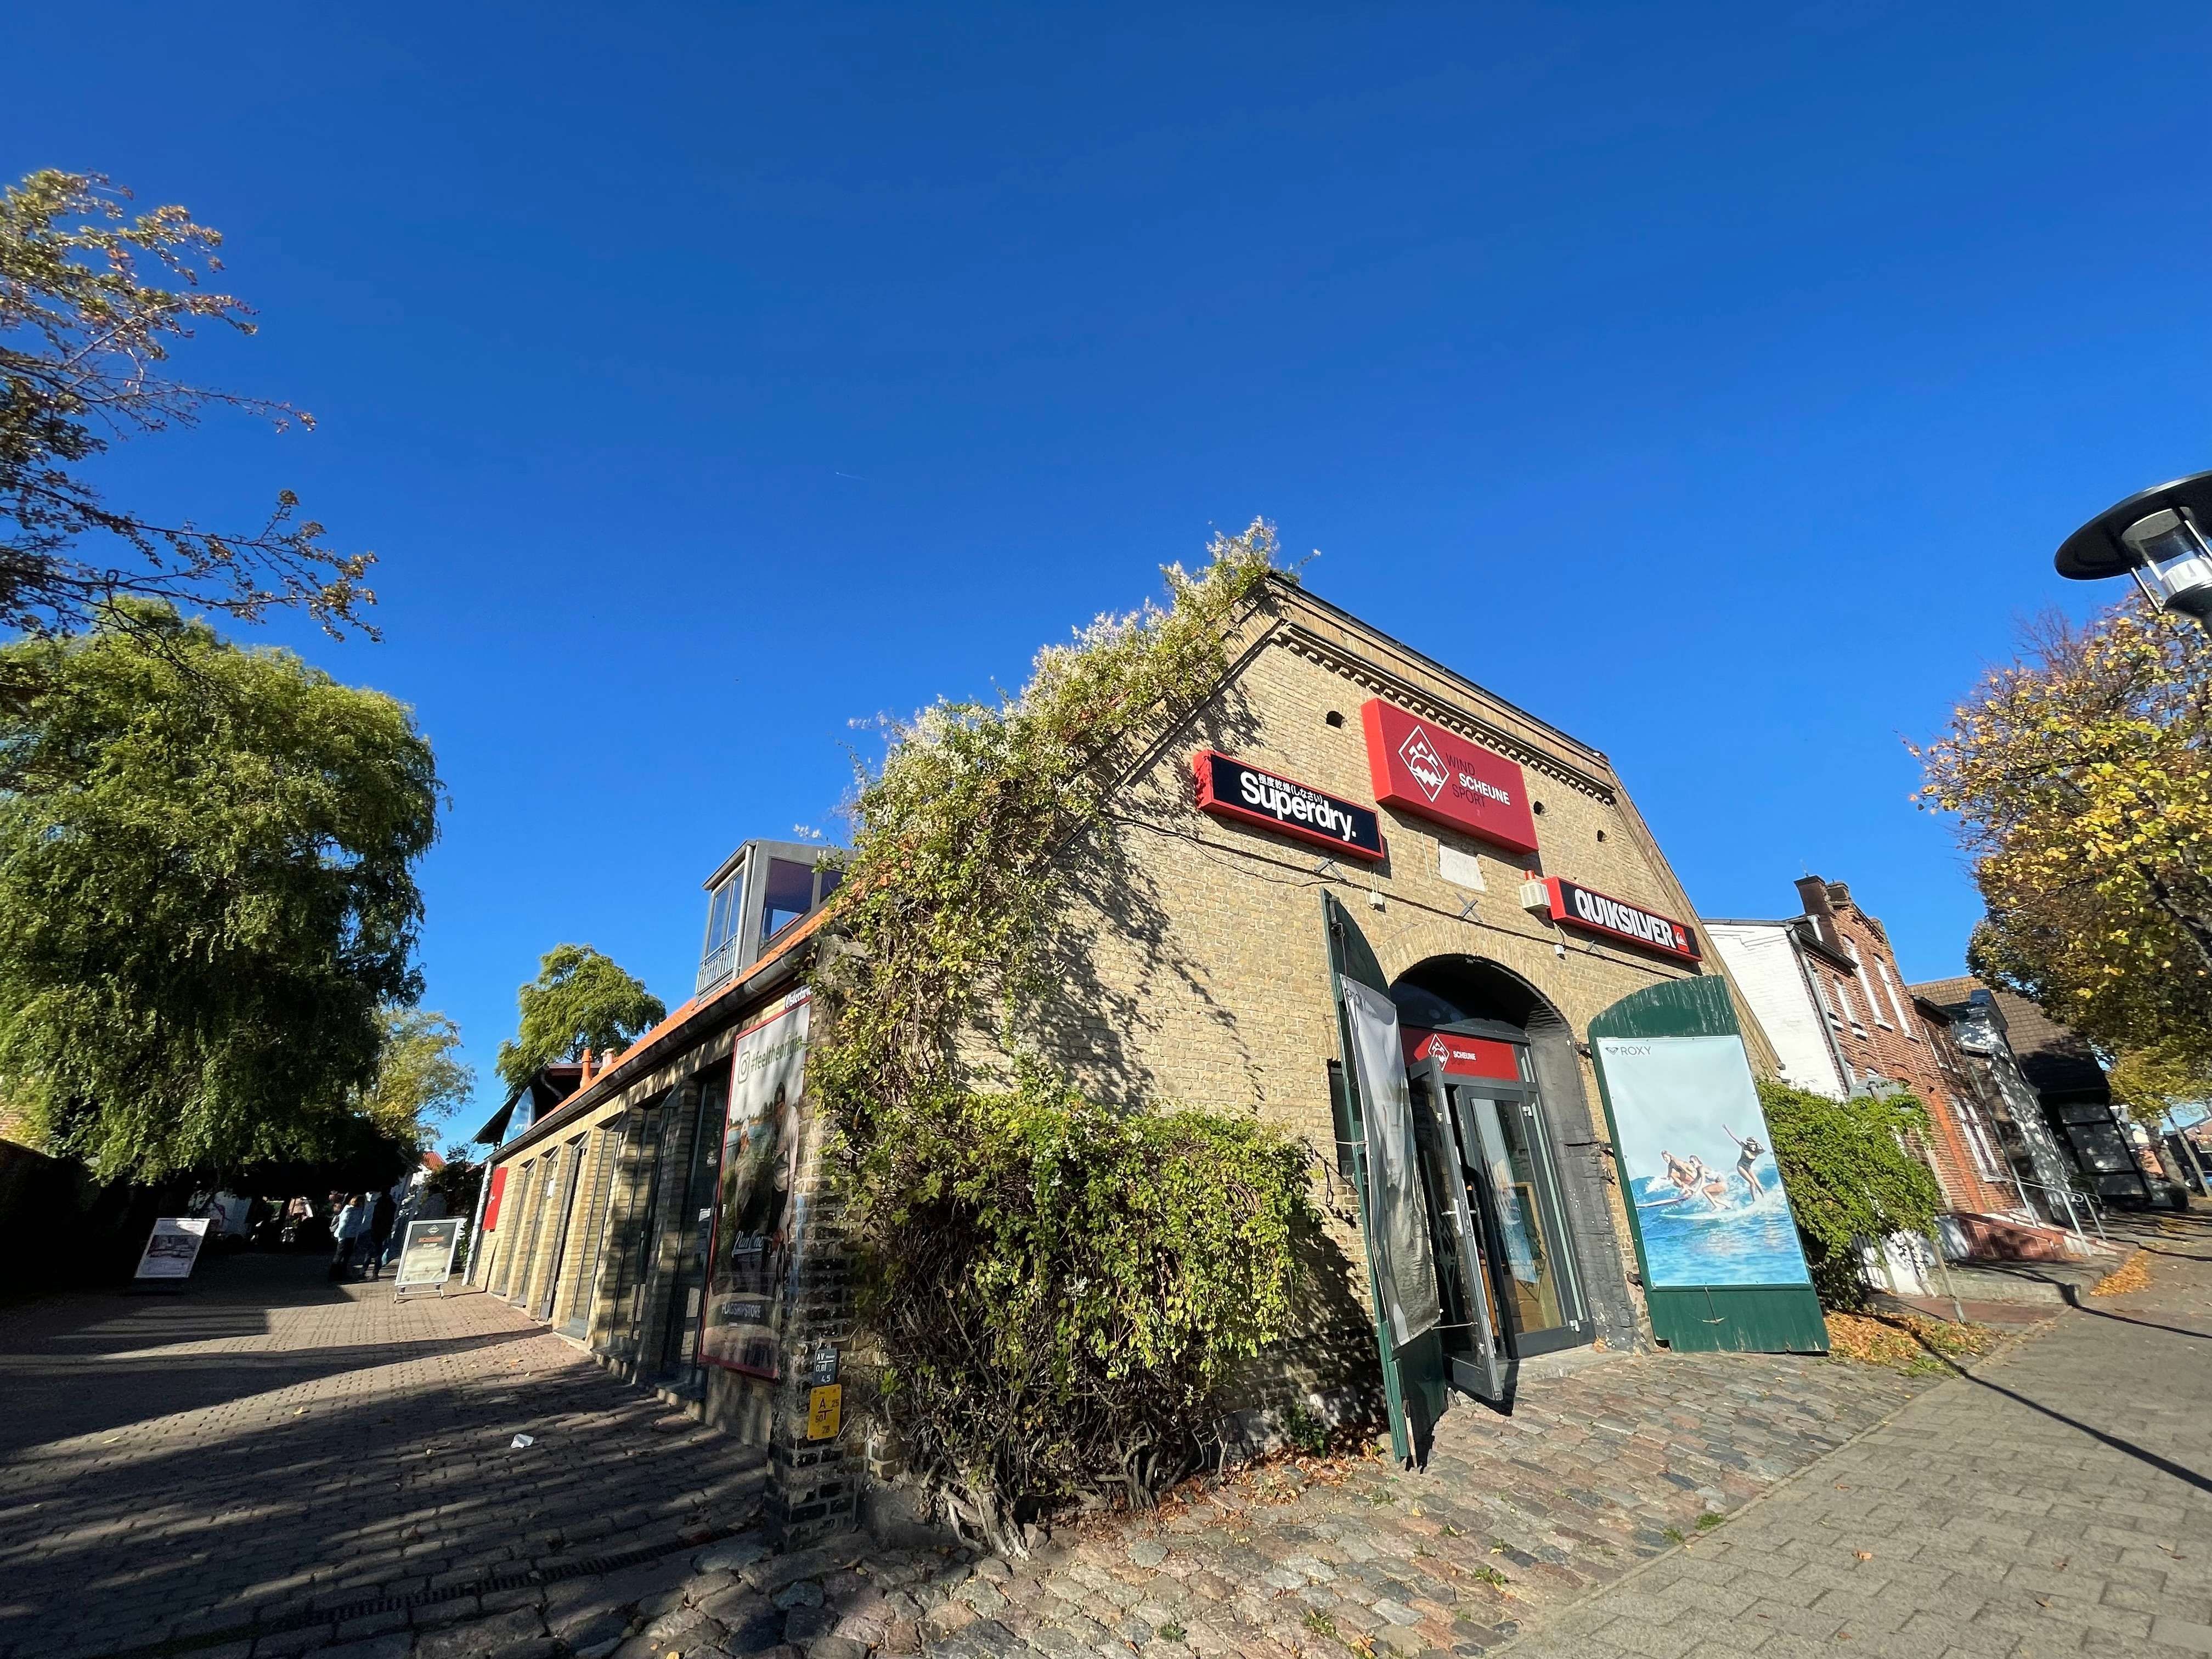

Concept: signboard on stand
[[133, 1217, 211, 1285], [392, 1218, 462, 1298]]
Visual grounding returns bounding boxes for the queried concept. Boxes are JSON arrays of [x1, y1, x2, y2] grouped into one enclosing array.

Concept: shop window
[[763, 857, 816, 942]]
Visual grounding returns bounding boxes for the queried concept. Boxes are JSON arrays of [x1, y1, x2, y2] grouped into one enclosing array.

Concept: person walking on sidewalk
[[331, 1194, 368, 1279], [365, 1189, 397, 1280]]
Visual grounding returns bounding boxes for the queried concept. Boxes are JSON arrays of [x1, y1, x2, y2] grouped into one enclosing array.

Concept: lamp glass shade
[[2121, 509, 2212, 618]]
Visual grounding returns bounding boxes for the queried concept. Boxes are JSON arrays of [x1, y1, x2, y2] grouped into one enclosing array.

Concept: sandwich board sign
[[392, 1218, 462, 1299], [133, 1217, 211, 1285]]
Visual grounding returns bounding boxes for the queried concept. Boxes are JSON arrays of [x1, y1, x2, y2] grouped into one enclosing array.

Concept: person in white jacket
[[331, 1194, 369, 1277]]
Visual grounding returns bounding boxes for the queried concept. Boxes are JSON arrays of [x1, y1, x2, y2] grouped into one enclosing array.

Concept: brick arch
[[1383, 948, 1645, 1355]]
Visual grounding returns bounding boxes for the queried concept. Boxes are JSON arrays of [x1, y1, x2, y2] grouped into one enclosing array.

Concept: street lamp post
[[2056, 471, 2212, 628]]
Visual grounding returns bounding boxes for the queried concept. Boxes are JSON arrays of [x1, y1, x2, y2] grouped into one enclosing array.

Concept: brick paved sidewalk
[[190, 1319, 1956, 1659], [1499, 1211, 2212, 1658], [25, 1221, 2211, 1659], [0, 1254, 765, 1659]]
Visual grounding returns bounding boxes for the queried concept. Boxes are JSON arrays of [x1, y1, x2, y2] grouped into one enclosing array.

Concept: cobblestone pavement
[[18, 1220, 2211, 1659], [1504, 1211, 2212, 1659], [0, 1254, 765, 1659]]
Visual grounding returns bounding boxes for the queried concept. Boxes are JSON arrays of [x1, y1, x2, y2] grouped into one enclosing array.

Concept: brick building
[[471, 574, 1820, 1531], [1914, 976, 2171, 1206], [1706, 879, 2018, 1221]]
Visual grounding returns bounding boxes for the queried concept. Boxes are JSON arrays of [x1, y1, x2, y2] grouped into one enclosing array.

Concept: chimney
[[1794, 876, 1843, 953], [1825, 881, 1852, 911], [579, 1049, 595, 1086]]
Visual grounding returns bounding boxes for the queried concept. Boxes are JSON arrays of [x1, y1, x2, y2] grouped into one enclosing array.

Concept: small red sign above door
[[1543, 876, 1701, 962], [1400, 1025, 1522, 1082], [1361, 701, 1539, 855]]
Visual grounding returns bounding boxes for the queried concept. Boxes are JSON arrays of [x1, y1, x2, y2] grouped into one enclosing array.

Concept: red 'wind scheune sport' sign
[[1398, 1026, 1521, 1082], [1543, 876, 1701, 962], [1361, 701, 1539, 854]]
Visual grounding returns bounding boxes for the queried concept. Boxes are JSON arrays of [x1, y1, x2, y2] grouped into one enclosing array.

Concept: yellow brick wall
[[1018, 584, 1771, 1352]]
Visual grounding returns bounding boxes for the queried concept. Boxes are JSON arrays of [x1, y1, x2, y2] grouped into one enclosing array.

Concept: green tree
[[1, 170, 372, 640], [1916, 601, 2212, 1093], [494, 945, 664, 1094], [1759, 1080, 1945, 1308], [425, 1144, 482, 1213], [356, 1007, 475, 1151], [0, 603, 439, 1180]]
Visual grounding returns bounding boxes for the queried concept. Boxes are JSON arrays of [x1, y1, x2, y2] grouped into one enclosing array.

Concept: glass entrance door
[[1449, 1080, 1585, 1358], [658, 1079, 729, 1386], [1407, 1066, 1505, 1401]]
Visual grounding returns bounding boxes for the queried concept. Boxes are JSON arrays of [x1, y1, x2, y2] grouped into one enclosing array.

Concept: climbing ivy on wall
[[809, 523, 1318, 1556], [1759, 1079, 1945, 1308]]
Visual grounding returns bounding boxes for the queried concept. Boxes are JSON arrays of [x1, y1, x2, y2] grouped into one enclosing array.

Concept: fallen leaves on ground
[[2090, 1250, 2152, 1296], [1823, 1311, 2000, 1373]]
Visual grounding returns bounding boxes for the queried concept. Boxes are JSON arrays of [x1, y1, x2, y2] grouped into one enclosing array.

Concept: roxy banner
[[1594, 1034, 1811, 1289]]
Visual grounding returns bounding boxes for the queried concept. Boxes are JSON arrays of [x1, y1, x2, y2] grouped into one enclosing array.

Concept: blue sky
[[6, 3, 2209, 1136]]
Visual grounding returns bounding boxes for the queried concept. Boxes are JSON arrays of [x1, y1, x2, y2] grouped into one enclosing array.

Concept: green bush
[[1759, 1079, 1944, 1309], [809, 526, 1307, 1553], [853, 1081, 1310, 1556]]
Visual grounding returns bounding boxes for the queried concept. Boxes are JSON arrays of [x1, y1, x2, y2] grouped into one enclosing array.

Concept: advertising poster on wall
[[698, 992, 810, 1378], [392, 1218, 462, 1296], [133, 1217, 211, 1282], [1338, 975, 1442, 1347], [1595, 1035, 1811, 1289]]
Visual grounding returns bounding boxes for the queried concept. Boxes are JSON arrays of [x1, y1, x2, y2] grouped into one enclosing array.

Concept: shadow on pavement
[[0, 1276, 767, 1659], [1903, 1285, 2212, 1499], [0, 1324, 546, 1453]]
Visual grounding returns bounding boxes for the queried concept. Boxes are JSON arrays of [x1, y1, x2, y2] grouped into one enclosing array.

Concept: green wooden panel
[[1322, 892, 1449, 1463], [1587, 976, 1828, 1356]]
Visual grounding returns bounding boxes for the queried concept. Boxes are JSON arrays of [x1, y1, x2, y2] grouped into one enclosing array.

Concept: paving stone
[[1502, 1212, 2212, 1657], [0, 1255, 765, 1659]]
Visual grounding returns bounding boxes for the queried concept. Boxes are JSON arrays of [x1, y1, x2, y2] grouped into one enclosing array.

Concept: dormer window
[[763, 857, 817, 943], [696, 840, 846, 995], [699, 868, 746, 992]]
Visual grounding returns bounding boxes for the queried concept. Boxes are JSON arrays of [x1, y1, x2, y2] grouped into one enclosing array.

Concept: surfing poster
[[698, 992, 809, 1378], [1594, 1035, 1810, 1289]]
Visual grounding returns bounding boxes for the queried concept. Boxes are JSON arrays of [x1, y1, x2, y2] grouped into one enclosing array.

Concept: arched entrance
[[1389, 956, 1614, 1396]]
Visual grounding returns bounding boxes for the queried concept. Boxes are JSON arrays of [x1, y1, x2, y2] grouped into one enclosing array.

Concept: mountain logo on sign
[[1425, 1034, 1449, 1064], [1397, 725, 1449, 803]]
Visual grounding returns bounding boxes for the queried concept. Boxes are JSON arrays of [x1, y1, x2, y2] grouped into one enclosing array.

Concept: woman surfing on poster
[[1721, 1124, 1767, 1200]]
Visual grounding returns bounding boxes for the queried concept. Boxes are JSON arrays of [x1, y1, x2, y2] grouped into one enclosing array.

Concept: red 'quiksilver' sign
[[1361, 700, 1539, 854], [1543, 876, 1701, 962]]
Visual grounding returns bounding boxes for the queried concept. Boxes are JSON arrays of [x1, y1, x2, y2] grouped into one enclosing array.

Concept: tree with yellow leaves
[[1917, 600, 2212, 1117]]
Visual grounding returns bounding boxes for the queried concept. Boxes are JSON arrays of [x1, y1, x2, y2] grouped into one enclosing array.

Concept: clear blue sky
[[7, 3, 2209, 1136]]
